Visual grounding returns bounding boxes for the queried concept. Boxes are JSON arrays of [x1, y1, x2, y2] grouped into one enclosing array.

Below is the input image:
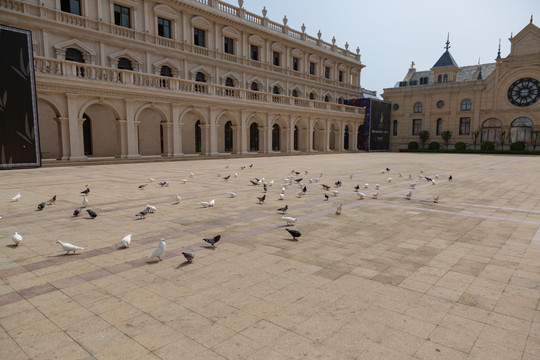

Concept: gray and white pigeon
[[285, 228, 301, 241], [73, 206, 84, 216], [136, 208, 150, 218], [405, 190, 412, 200], [86, 209, 97, 218], [257, 195, 266, 204], [82, 196, 89, 207], [37, 202, 46, 210], [182, 251, 195, 263], [203, 234, 221, 248], [57, 240, 84, 254], [148, 238, 166, 261], [146, 205, 157, 213], [138, 184, 148, 190], [336, 203, 342, 215]]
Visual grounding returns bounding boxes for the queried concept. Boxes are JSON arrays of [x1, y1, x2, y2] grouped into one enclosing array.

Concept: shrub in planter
[[510, 141, 525, 151], [455, 142, 466, 150], [481, 141, 495, 151], [428, 142, 440, 150], [408, 141, 419, 150]]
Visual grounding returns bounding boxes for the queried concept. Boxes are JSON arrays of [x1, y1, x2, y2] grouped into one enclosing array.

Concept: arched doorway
[[294, 125, 299, 151], [329, 123, 336, 150], [250, 123, 259, 151], [272, 124, 280, 151], [510, 117, 532, 143], [160, 123, 164, 154], [344, 125, 349, 150], [195, 120, 201, 153], [224, 121, 233, 152], [82, 114, 92, 155]]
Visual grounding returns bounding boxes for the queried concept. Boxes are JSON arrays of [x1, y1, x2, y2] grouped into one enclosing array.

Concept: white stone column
[[125, 100, 140, 158], [240, 111, 249, 154], [57, 117, 70, 160], [172, 105, 183, 156], [116, 119, 128, 158], [281, 126, 289, 152], [164, 121, 173, 156], [200, 124, 211, 155], [321, 129, 329, 152], [209, 108, 219, 155], [350, 124, 358, 151], [260, 126, 268, 153], [66, 94, 86, 160]]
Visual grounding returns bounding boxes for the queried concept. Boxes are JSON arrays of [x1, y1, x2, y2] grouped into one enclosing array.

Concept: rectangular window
[[224, 37, 234, 54], [398, 81, 408, 87], [250, 44, 259, 61], [338, 70, 343, 82], [309, 62, 315, 75], [412, 119, 422, 135], [292, 57, 299, 71], [273, 51, 280, 66], [459, 117, 471, 135], [420, 77, 428, 85], [61, 0, 81, 15], [158, 17, 171, 38], [114, 4, 131, 28], [409, 80, 418, 86], [324, 66, 330, 79], [194, 28, 206, 47]]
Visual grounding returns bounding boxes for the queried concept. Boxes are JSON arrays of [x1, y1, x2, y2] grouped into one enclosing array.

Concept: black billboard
[[0, 24, 41, 169], [345, 98, 391, 151]]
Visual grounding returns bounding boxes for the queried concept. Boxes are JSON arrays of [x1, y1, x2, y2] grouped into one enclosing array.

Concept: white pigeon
[[433, 195, 440, 203], [182, 179, 188, 183], [11, 193, 21, 202], [399, 172, 404, 178], [431, 180, 436, 185], [0, 215, 3, 220], [12, 232, 22, 246], [200, 199, 215, 208], [282, 216, 297, 226], [146, 205, 157, 213], [281, 187, 287, 193], [336, 203, 342, 215], [227, 192, 237, 198], [175, 194, 181, 204], [435, 174, 439, 179], [234, 173, 238, 178], [296, 191, 303, 198], [82, 196, 89, 207], [420, 169, 424, 173], [372, 192, 379, 199], [409, 182, 417, 188], [364, 183, 369, 189], [375, 184, 380, 190], [387, 178, 392, 183], [268, 180, 274, 186], [279, 193, 285, 200], [356, 192, 366, 199], [121, 234, 132, 248], [209, 199, 215, 207], [331, 190, 339, 197], [148, 238, 166, 261], [381, 169, 386, 174], [148, 177, 155, 182], [405, 191, 412, 200], [57, 240, 84, 254], [189, 172, 195, 177]]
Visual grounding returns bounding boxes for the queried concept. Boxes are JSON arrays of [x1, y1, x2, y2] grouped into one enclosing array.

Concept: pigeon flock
[[3, 162, 452, 270]]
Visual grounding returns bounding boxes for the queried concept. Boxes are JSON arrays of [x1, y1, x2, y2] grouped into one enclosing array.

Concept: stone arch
[[135, 103, 169, 156], [292, 117, 308, 151], [270, 115, 288, 151], [82, 103, 119, 157], [215, 110, 239, 154], [79, 99, 121, 120], [37, 96, 62, 159], [312, 119, 325, 151], [180, 108, 208, 154], [246, 114, 265, 152], [328, 121, 336, 150], [481, 118, 502, 143]]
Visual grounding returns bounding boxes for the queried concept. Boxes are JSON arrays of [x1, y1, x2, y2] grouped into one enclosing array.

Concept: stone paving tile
[[1, 153, 540, 359]]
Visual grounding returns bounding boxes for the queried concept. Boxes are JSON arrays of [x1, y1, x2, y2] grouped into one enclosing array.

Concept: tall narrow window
[[309, 62, 315, 75], [292, 89, 298, 97], [250, 45, 259, 61], [437, 74, 442, 83], [224, 37, 234, 54], [412, 119, 422, 135], [194, 28, 205, 47], [436, 118, 442, 135], [114, 4, 130, 28], [273, 51, 280, 66], [251, 82, 258, 91], [393, 120, 398, 136], [443, 74, 448, 83], [324, 66, 330, 79], [459, 117, 471, 135], [292, 57, 299, 71], [158, 17, 171, 38], [195, 72, 206, 92], [250, 123, 259, 151], [338, 70, 343, 82], [195, 120, 201, 153], [309, 92, 315, 100], [61, 0, 81, 15], [224, 121, 233, 152], [324, 95, 329, 102], [273, 86, 280, 94], [510, 117, 533, 143]]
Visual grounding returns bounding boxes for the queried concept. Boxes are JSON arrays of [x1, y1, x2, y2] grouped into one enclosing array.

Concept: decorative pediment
[[271, 42, 285, 52], [291, 48, 303, 58], [109, 49, 143, 71], [509, 22, 540, 57], [308, 53, 320, 62], [222, 26, 240, 38], [191, 16, 211, 29], [246, 76, 264, 88], [152, 58, 181, 76], [248, 34, 264, 45], [153, 3, 177, 18], [54, 39, 96, 63], [189, 65, 212, 81], [220, 71, 240, 85]]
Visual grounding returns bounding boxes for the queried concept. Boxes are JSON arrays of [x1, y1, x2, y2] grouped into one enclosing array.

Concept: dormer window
[[443, 74, 448, 83], [437, 75, 442, 83]]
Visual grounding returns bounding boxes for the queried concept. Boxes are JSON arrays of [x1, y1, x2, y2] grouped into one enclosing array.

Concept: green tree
[[497, 130, 509, 150], [471, 130, 480, 150], [419, 130, 430, 149], [441, 130, 452, 149], [531, 130, 540, 151]]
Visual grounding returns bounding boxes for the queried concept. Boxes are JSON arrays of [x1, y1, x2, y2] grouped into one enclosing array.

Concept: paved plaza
[[1, 152, 540, 359]]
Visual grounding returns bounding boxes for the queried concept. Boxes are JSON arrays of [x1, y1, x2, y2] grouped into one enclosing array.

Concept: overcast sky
[[240, 0, 537, 97]]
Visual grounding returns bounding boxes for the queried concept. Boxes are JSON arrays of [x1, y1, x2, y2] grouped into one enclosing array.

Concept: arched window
[[117, 57, 132, 70], [272, 124, 280, 151], [224, 121, 233, 152], [195, 120, 201, 152], [344, 125, 349, 150], [413, 102, 423, 113], [293, 125, 299, 150], [225, 77, 234, 87], [324, 95, 329, 102], [437, 75, 442, 83], [160, 65, 172, 77], [273, 86, 280, 94], [392, 120, 398, 136], [338, 97, 344, 104], [510, 117, 533, 143], [251, 82, 258, 91], [309, 92, 315, 100], [196, 72, 206, 82], [292, 89, 298, 97], [250, 123, 259, 151], [82, 114, 92, 155], [460, 99, 472, 111], [443, 74, 448, 83], [481, 118, 502, 143], [66, 48, 84, 63], [436, 118, 442, 135]]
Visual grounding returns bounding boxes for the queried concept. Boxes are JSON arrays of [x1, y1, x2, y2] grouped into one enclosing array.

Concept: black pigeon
[[354, 185, 360, 191], [73, 206, 84, 216], [47, 195, 57, 205], [304, 171, 308, 175], [302, 185, 307, 194], [249, 164, 254, 168], [86, 209, 97, 218], [424, 176, 432, 182], [250, 180, 258, 185], [294, 178, 303, 183], [263, 184, 267, 193], [158, 181, 169, 187], [335, 180, 342, 187], [257, 195, 266, 204], [37, 202, 46, 210], [136, 208, 149, 218], [204, 234, 221, 248], [321, 184, 331, 191], [386, 168, 390, 172], [285, 228, 301, 241], [324, 194, 329, 201], [277, 204, 288, 214], [294, 171, 301, 175], [81, 186, 90, 195], [182, 252, 195, 263], [223, 175, 230, 181], [448, 175, 453, 181], [138, 184, 147, 189], [240, 166, 245, 170]]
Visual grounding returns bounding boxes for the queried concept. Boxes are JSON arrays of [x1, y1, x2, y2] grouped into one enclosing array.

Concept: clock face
[[437, 100, 444, 108], [508, 78, 539, 107], [393, 103, 399, 110]]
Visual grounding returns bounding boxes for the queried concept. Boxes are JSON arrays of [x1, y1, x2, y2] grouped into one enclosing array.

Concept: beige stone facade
[[382, 21, 540, 152], [1, 0, 365, 160]]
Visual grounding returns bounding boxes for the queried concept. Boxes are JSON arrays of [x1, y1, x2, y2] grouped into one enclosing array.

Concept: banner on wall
[[0, 24, 41, 169], [345, 98, 391, 152]]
